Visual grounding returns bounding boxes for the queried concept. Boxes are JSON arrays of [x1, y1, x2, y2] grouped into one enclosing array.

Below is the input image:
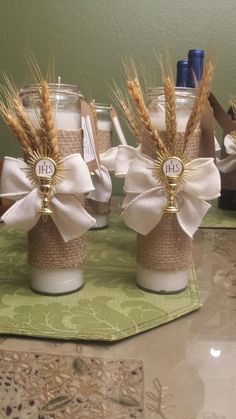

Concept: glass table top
[[0, 199, 235, 418]]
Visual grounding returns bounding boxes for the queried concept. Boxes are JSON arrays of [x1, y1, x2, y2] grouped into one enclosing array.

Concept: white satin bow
[[217, 134, 236, 173], [99, 144, 141, 176], [87, 145, 140, 203], [0, 154, 96, 242], [87, 164, 112, 203], [122, 154, 221, 238]]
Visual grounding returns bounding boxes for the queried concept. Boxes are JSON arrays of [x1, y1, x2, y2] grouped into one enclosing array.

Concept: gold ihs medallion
[[24, 150, 64, 222], [153, 150, 189, 214]]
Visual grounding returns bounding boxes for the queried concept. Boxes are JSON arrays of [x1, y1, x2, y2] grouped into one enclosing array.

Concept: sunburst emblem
[[23, 150, 65, 222], [153, 149, 191, 214]]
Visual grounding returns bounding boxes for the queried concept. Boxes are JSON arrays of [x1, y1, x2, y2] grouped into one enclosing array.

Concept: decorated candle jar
[[122, 87, 220, 293], [18, 84, 95, 294]]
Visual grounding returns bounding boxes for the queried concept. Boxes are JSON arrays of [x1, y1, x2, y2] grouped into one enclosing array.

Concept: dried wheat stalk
[[127, 77, 167, 152], [0, 75, 38, 153], [0, 102, 33, 157], [184, 60, 213, 149], [231, 98, 236, 118], [113, 85, 142, 143], [39, 80, 59, 155], [163, 75, 176, 146], [230, 98, 236, 140], [11, 97, 38, 150]]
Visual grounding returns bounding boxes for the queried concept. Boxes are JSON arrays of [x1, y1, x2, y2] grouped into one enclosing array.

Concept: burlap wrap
[[137, 129, 201, 271], [97, 130, 112, 154], [28, 129, 87, 269], [86, 129, 112, 216]]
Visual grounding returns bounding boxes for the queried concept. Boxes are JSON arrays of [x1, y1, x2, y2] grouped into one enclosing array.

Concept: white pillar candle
[[136, 266, 188, 293], [136, 87, 197, 294], [97, 119, 113, 131], [149, 108, 192, 132], [30, 267, 84, 295], [25, 109, 81, 131], [21, 84, 84, 295]]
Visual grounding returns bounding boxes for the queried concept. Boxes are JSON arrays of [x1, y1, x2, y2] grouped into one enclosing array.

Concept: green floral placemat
[[0, 215, 201, 341], [201, 206, 236, 228]]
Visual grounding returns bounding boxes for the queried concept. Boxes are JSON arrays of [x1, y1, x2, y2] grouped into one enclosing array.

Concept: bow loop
[[0, 157, 32, 199], [115, 145, 141, 178], [87, 165, 112, 203], [183, 158, 221, 200], [122, 154, 220, 238], [124, 152, 158, 194], [0, 154, 96, 241], [100, 147, 118, 172]]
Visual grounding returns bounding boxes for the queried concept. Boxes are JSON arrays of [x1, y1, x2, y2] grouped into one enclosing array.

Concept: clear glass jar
[[20, 84, 86, 295], [20, 84, 83, 131], [136, 87, 200, 294], [146, 87, 196, 132], [95, 103, 113, 132]]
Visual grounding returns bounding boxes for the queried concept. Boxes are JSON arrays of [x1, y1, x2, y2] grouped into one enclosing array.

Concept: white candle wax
[[97, 120, 113, 132], [90, 214, 109, 229], [25, 107, 83, 295], [31, 267, 84, 295], [26, 109, 81, 131], [150, 109, 192, 132], [136, 265, 188, 293]]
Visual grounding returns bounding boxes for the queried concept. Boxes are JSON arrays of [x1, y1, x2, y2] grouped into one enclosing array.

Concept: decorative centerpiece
[[0, 74, 95, 294], [115, 60, 221, 293]]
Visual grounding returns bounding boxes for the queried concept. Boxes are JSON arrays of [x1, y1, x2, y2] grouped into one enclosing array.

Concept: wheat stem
[[39, 80, 59, 155], [127, 77, 167, 152], [184, 60, 213, 149], [0, 102, 33, 157], [12, 98, 39, 149], [112, 84, 142, 143], [163, 76, 176, 147]]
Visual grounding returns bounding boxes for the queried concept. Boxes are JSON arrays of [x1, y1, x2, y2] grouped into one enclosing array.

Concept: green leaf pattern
[[0, 214, 201, 341]]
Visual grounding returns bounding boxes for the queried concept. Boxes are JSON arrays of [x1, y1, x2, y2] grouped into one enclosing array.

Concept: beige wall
[[0, 0, 234, 192]]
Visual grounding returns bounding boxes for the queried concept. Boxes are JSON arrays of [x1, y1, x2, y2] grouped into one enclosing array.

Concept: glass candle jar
[[135, 87, 200, 294], [86, 103, 113, 229], [147, 87, 196, 132], [96, 103, 113, 133], [20, 84, 87, 295], [20, 84, 82, 130]]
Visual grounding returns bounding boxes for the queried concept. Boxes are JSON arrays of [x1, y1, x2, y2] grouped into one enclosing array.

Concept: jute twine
[[86, 129, 112, 216], [137, 129, 201, 271], [97, 130, 112, 154], [28, 129, 87, 269]]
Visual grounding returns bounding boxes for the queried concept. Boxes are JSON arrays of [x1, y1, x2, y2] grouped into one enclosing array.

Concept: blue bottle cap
[[187, 49, 205, 87], [188, 49, 205, 58], [176, 60, 189, 87]]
